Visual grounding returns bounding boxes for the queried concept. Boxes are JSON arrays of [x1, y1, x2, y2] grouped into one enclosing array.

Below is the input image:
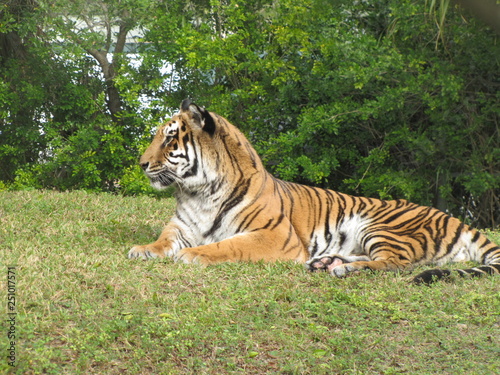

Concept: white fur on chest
[[174, 192, 245, 246]]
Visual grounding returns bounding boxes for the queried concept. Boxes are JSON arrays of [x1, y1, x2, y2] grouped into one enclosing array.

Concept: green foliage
[[144, 0, 499, 227], [1, 0, 499, 226], [0, 0, 159, 192]]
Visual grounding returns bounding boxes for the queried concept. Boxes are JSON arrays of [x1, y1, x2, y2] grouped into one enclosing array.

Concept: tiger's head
[[139, 99, 217, 190]]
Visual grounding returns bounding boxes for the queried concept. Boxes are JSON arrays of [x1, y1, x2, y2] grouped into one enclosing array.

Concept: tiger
[[128, 99, 500, 284]]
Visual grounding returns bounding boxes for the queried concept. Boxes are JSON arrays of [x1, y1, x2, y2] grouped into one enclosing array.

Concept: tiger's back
[[129, 100, 500, 283]]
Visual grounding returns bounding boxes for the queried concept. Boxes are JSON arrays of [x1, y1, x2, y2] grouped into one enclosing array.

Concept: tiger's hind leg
[[308, 247, 413, 278], [327, 258, 407, 278], [321, 231, 419, 277], [307, 255, 371, 274]]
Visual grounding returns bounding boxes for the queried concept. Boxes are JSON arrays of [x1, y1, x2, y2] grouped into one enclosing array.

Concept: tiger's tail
[[412, 263, 500, 285]]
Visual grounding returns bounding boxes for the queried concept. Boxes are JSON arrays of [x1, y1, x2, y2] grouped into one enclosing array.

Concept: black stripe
[[445, 222, 465, 256], [339, 232, 347, 248], [309, 237, 319, 258], [481, 245, 500, 263], [181, 137, 198, 178], [471, 230, 481, 243], [381, 207, 415, 225], [204, 182, 250, 237], [270, 212, 285, 230], [236, 205, 265, 232]]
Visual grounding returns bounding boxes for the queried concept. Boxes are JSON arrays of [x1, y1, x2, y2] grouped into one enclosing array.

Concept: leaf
[[313, 349, 327, 358], [158, 313, 174, 320]]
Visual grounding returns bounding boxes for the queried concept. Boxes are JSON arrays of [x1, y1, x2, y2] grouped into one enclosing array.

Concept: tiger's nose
[[140, 162, 149, 171]]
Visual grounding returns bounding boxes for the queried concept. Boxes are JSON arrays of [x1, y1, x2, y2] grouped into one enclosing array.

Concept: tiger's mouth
[[148, 170, 176, 189]]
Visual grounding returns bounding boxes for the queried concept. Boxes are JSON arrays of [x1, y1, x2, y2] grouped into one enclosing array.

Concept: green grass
[[1, 190, 499, 374]]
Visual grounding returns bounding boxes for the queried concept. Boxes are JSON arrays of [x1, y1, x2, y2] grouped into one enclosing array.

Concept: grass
[[0, 190, 499, 374]]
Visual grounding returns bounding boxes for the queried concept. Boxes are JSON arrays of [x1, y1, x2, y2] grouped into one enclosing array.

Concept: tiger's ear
[[180, 99, 216, 136]]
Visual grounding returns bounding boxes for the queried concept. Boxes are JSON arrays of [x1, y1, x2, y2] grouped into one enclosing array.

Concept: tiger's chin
[[150, 181, 170, 190], [148, 175, 175, 190]]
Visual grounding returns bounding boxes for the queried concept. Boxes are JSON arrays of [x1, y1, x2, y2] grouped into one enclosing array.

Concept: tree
[[1, 0, 498, 226], [1, 0, 48, 182], [42, 0, 145, 124], [0, 0, 160, 192]]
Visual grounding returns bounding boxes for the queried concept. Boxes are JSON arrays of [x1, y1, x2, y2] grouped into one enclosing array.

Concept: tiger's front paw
[[128, 245, 165, 260]]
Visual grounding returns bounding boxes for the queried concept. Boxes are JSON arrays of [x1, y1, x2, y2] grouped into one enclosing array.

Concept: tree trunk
[[86, 22, 131, 124]]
